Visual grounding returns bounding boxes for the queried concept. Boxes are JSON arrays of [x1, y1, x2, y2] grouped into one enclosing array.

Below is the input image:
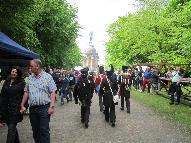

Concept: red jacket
[[95, 74, 106, 86]]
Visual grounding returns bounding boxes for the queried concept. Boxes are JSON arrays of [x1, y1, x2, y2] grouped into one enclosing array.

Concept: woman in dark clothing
[[100, 70, 118, 127], [0, 66, 25, 143]]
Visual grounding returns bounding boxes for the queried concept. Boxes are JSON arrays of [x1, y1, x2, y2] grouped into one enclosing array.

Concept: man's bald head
[[30, 59, 42, 75]]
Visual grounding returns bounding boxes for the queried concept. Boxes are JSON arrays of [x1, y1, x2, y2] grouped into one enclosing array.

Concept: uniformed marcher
[[120, 66, 130, 113], [88, 72, 95, 98], [100, 68, 118, 127], [95, 65, 106, 112], [73, 68, 93, 128]]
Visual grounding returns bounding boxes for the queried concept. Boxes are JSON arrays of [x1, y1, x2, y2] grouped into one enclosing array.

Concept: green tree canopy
[[106, 0, 191, 69], [0, 0, 81, 68]]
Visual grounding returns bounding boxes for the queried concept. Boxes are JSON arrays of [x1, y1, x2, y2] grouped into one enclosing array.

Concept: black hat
[[81, 67, 89, 75], [105, 70, 112, 78], [122, 65, 128, 73], [110, 64, 114, 74], [98, 65, 104, 74]]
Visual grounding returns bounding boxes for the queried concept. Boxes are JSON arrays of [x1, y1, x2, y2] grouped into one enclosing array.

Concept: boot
[[81, 119, 85, 123], [111, 122, 115, 127], [85, 123, 88, 128], [120, 107, 124, 110], [169, 101, 174, 105]]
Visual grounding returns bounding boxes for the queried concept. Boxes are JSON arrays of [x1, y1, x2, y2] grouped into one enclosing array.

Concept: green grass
[[131, 90, 191, 133]]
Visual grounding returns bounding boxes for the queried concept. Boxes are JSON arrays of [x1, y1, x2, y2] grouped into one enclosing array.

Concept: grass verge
[[131, 90, 191, 133]]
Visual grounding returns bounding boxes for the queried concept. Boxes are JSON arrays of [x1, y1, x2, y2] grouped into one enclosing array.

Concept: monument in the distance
[[82, 32, 99, 71]]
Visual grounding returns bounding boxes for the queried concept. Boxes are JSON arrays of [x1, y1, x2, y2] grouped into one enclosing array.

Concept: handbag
[[107, 78, 119, 104], [113, 94, 119, 104]]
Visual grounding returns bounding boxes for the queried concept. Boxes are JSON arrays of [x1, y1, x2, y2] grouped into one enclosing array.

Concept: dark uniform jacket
[[0, 78, 25, 123], [120, 75, 130, 98], [73, 77, 93, 106], [100, 78, 118, 107], [88, 75, 95, 95]]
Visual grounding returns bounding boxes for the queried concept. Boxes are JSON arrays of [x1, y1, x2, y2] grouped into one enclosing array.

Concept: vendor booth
[[0, 32, 40, 78], [0, 32, 39, 66]]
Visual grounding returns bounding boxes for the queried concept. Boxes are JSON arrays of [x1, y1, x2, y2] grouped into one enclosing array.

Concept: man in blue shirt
[[20, 59, 57, 143], [142, 66, 152, 93]]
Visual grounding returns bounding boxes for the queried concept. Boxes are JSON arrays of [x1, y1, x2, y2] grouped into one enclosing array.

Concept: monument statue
[[89, 31, 93, 46], [82, 31, 99, 71]]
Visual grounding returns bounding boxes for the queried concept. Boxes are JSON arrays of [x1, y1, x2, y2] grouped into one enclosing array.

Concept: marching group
[[0, 59, 183, 143]]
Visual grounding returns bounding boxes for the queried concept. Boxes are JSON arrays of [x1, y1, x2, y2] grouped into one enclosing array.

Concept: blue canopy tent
[[0, 32, 40, 66]]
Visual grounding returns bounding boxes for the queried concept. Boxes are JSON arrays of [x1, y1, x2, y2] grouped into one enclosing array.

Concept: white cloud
[[67, 0, 136, 64]]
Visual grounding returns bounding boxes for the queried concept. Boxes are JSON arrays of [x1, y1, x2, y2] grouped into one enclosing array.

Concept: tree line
[[106, 0, 191, 70], [0, 0, 81, 69]]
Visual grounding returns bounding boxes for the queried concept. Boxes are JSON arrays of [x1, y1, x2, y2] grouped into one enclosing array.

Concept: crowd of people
[[0, 59, 184, 143]]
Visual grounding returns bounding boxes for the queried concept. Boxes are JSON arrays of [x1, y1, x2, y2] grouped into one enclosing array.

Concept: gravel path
[[0, 94, 190, 143]]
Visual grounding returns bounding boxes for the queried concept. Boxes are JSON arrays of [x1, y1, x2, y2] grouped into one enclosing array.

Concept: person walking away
[[73, 68, 93, 128], [0, 66, 25, 143], [100, 69, 118, 127], [120, 66, 130, 113], [96, 66, 106, 112], [20, 59, 57, 143]]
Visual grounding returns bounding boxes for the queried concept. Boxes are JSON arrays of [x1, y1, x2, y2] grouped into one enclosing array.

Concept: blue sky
[[66, 0, 137, 64]]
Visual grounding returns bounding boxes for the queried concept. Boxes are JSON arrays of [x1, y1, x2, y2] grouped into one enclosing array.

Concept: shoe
[[127, 110, 130, 113], [81, 119, 85, 123], [85, 123, 88, 128], [120, 107, 124, 110], [105, 119, 109, 122], [169, 102, 174, 105], [111, 122, 115, 127]]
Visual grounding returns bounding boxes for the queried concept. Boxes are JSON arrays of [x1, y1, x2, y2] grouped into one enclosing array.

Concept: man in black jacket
[[100, 69, 118, 127], [73, 68, 93, 128], [119, 66, 130, 113]]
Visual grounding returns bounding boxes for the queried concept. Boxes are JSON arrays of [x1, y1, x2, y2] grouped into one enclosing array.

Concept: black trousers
[[104, 105, 116, 123], [6, 123, 20, 143], [81, 106, 90, 125], [171, 82, 182, 103], [98, 93, 103, 111], [121, 96, 130, 112]]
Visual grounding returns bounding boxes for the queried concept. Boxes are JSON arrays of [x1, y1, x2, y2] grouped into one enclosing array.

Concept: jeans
[[68, 85, 74, 101], [134, 79, 140, 90], [61, 92, 69, 104], [6, 123, 20, 143], [29, 104, 50, 143]]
